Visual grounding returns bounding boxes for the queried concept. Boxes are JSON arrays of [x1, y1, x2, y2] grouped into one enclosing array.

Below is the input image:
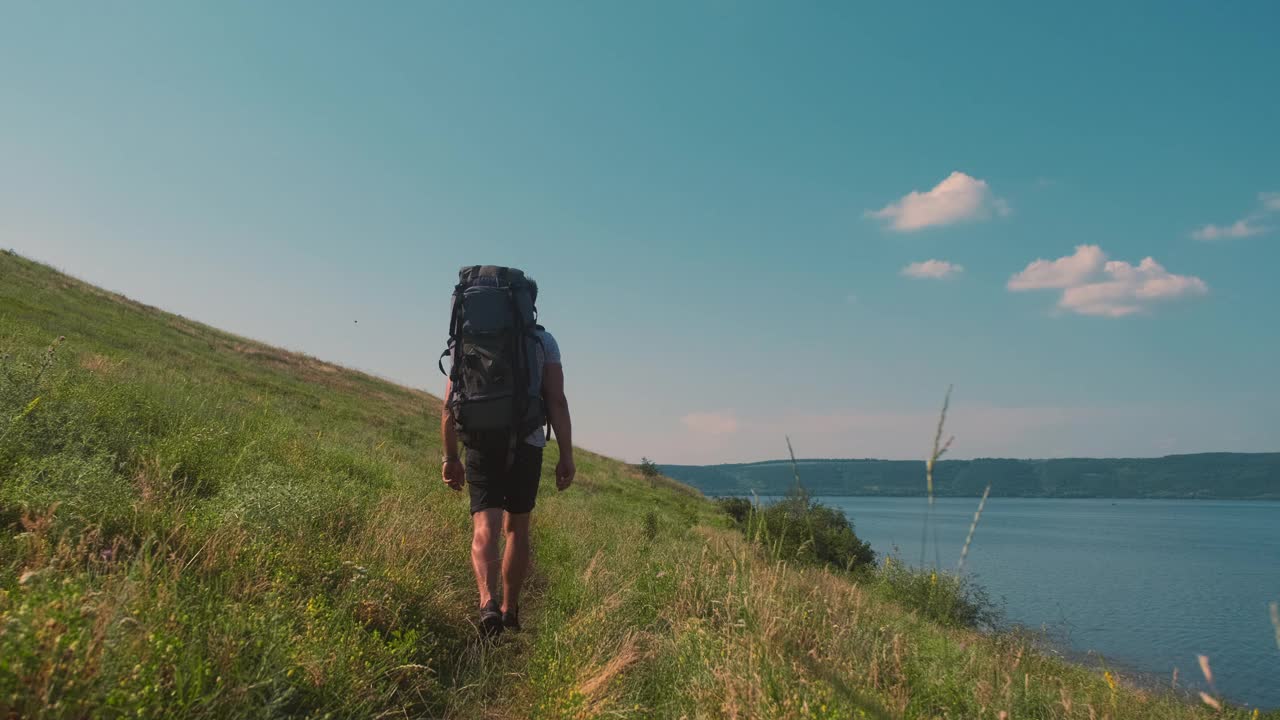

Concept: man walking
[[439, 267, 574, 636]]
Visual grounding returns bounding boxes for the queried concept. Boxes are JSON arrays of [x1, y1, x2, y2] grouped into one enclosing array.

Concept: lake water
[[815, 496, 1280, 709]]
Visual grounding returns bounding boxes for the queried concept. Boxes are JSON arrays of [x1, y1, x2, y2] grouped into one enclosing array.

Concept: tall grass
[[714, 386, 1275, 717], [920, 385, 954, 568], [958, 482, 992, 572], [717, 436, 989, 630]]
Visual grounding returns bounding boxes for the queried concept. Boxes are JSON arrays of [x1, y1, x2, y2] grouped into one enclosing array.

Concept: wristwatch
[[443, 456, 459, 463]]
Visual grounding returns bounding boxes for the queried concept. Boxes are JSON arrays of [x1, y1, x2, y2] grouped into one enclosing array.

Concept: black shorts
[[465, 439, 544, 514]]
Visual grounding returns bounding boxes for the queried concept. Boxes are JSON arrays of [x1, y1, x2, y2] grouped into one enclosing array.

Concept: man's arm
[[441, 379, 464, 490], [542, 362, 575, 490]]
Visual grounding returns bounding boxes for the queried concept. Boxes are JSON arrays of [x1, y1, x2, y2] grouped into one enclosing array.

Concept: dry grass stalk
[[79, 352, 116, 373], [1270, 601, 1280, 651], [582, 549, 603, 582], [958, 482, 991, 572], [921, 385, 955, 567], [926, 384, 956, 502], [785, 435, 804, 496], [1197, 654, 1213, 687], [578, 630, 640, 696], [1196, 655, 1220, 710]]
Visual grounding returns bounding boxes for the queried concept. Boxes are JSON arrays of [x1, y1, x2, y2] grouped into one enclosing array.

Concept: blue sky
[[3, 2, 1278, 464]]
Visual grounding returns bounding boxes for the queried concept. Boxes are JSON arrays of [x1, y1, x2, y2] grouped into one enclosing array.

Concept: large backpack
[[438, 265, 547, 450]]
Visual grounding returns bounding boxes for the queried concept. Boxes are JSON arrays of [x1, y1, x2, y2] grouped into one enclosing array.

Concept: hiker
[[438, 266, 575, 636]]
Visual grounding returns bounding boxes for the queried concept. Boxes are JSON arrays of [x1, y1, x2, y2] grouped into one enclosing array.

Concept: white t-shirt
[[525, 329, 560, 447]]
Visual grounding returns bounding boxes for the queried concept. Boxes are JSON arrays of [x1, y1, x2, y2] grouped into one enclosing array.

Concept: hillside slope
[[0, 250, 1259, 718], [662, 455, 1280, 499]]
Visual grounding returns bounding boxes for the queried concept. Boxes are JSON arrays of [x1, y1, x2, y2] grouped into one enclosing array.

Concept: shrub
[[637, 457, 660, 487], [875, 556, 999, 629], [719, 492, 875, 572], [715, 496, 752, 525], [642, 508, 658, 541]]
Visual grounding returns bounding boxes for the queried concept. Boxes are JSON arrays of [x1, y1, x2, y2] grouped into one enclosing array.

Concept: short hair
[[527, 277, 538, 305]]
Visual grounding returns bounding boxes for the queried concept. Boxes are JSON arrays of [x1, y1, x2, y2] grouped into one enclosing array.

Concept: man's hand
[[443, 457, 465, 491], [556, 454, 575, 491]]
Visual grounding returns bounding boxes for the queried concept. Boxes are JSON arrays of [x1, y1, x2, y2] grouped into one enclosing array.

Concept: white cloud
[[1191, 191, 1280, 241], [1192, 219, 1265, 241], [1058, 258, 1208, 317], [867, 171, 1009, 232], [901, 259, 964, 279], [1010, 247, 1207, 317], [680, 411, 738, 435], [1007, 244, 1106, 290]]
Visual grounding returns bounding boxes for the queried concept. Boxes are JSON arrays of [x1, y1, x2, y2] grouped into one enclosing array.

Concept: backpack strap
[[504, 284, 529, 470], [438, 284, 465, 377], [437, 338, 459, 377]]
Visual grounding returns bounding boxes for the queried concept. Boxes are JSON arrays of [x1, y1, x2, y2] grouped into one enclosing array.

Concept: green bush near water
[[717, 493, 876, 572], [874, 556, 999, 630], [716, 495, 997, 630]]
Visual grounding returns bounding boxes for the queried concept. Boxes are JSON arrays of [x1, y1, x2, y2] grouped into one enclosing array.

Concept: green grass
[[0, 249, 1270, 719]]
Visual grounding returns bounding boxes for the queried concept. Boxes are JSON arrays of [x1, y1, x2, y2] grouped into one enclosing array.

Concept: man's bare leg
[[472, 509, 504, 607], [502, 511, 532, 614]]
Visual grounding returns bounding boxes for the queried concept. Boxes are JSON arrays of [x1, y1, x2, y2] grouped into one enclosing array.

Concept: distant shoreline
[[703, 492, 1280, 501], [662, 452, 1280, 501]]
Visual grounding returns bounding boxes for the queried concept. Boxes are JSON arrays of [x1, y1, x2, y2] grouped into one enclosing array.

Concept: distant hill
[[660, 453, 1280, 500]]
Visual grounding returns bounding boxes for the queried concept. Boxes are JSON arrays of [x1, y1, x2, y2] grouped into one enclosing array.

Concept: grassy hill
[[0, 250, 1265, 718], [662, 455, 1280, 499]]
